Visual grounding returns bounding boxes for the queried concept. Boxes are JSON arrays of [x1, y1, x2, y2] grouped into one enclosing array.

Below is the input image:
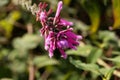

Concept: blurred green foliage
[[0, 11, 21, 38], [112, 0, 120, 29], [0, 0, 120, 80]]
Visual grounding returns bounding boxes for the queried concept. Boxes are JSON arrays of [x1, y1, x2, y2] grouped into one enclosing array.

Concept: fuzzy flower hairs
[[36, 1, 82, 59]]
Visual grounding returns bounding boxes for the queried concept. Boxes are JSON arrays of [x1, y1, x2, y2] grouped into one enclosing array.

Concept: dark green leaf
[[33, 56, 59, 68], [98, 31, 117, 42], [104, 56, 120, 63], [87, 48, 102, 63], [13, 34, 41, 50], [102, 67, 115, 80], [112, 0, 120, 29], [66, 43, 93, 57], [70, 57, 99, 74]]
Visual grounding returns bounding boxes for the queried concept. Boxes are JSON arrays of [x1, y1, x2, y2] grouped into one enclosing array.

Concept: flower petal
[[55, 1, 63, 19], [49, 48, 54, 58], [59, 49, 67, 59], [54, 1, 63, 24], [59, 18, 73, 26]]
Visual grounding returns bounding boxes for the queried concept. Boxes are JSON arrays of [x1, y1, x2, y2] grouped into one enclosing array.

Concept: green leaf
[[112, 0, 120, 29], [112, 51, 120, 55], [98, 31, 117, 42], [66, 43, 93, 57], [0, 66, 12, 78], [102, 67, 115, 80], [70, 57, 99, 74], [13, 34, 41, 50], [33, 55, 59, 68], [9, 60, 26, 73], [9, 11, 21, 21], [8, 50, 28, 60], [0, 11, 21, 38], [87, 48, 102, 63], [0, 49, 9, 60], [104, 56, 120, 67], [104, 56, 120, 63]]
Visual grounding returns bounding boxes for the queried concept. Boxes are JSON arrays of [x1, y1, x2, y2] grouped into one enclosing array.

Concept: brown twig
[[27, 23, 33, 34], [29, 63, 35, 80], [0, 37, 8, 44], [41, 70, 50, 80], [27, 23, 35, 80], [105, 46, 113, 57]]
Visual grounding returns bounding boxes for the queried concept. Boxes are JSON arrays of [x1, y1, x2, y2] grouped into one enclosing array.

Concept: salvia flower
[[36, 1, 82, 59]]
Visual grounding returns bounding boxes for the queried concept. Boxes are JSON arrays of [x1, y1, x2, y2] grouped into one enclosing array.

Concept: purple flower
[[56, 28, 82, 58], [43, 28, 82, 59], [36, 1, 82, 59]]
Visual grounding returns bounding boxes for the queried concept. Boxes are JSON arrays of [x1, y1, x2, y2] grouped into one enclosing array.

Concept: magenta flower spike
[[36, 1, 82, 59]]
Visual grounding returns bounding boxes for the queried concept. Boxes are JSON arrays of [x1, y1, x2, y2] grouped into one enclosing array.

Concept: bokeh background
[[0, 0, 120, 80]]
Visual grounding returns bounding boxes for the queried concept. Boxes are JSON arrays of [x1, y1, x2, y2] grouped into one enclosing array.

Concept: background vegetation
[[0, 0, 120, 80]]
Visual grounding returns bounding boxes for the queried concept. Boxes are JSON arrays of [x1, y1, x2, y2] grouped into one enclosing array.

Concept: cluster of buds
[[36, 1, 82, 59]]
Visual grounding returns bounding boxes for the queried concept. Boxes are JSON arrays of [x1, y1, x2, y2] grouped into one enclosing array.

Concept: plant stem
[[29, 63, 35, 80], [97, 58, 120, 77]]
